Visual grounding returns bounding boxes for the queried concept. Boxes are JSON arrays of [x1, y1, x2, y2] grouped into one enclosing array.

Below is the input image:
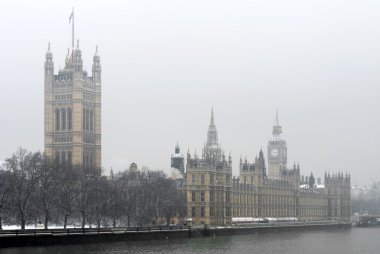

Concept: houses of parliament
[[171, 109, 351, 225], [43, 28, 349, 226]]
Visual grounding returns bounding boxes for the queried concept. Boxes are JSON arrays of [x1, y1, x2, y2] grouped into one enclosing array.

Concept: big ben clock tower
[[268, 110, 287, 179]]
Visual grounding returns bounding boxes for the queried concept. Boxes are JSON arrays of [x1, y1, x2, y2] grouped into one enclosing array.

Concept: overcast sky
[[0, 0, 379, 186]]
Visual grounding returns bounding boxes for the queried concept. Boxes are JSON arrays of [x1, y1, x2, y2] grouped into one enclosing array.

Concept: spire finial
[[275, 107, 279, 126], [48, 42, 51, 52], [76, 39, 80, 49], [95, 45, 98, 55], [210, 106, 215, 126]]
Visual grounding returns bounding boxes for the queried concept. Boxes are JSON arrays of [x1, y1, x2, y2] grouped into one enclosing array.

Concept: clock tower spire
[[267, 109, 287, 179]]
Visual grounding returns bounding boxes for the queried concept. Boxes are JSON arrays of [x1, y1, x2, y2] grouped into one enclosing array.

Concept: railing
[[0, 225, 191, 237]]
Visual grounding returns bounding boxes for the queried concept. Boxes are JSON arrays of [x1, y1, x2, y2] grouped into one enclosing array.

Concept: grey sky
[[0, 0, 379, 186]]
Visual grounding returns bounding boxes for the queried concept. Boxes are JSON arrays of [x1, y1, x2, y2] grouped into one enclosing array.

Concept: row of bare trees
[[0, 148, 186, 230], [352, 182, 380, 214]]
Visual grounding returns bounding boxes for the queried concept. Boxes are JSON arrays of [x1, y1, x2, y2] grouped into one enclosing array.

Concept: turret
[[257, 149, 266, 175], [92, 45, 101, 83], [187, 148, 191, 161], [73, 40, 83, 72], [44, 43, 54, 77]]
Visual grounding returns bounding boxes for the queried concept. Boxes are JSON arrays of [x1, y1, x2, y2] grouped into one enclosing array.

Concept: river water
[[1, 227, 380, 254]]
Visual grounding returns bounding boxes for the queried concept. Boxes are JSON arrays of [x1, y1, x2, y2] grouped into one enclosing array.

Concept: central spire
[[210, 107, 215, 126], [274, 107, 279, 126], [272, 108, 282, 135], [206, 107, 218, 147]]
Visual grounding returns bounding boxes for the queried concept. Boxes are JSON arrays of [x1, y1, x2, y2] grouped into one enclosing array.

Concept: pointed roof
[[206, 107, 218, 147], [210, 107, 215, 126], [274, 107, 279, 126], [46, 42, 52, 58]]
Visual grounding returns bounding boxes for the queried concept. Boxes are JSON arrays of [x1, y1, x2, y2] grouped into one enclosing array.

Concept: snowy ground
[[2, 225, 91, 230]]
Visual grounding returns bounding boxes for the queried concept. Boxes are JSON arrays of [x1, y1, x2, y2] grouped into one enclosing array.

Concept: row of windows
[[55, 151, 72, 165], [54, 151, 96, 167], [55, 94, 73, 100], [54, 81, 72, 88], [192, 191, 205, 202], [191, 174, 205, 184], [55, 108, 72, 131], [55, 108, 95, 133], [54, 137, 73, 143], [83, 153, 95, 167], [83, 93, 95, 101], [192, 207, 205, 217], [191, 191, 231, 203]]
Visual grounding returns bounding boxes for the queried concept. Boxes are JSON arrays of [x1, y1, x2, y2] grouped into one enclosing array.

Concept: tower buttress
[[92, 46, 101, 83], [44, 43, 54, 79]]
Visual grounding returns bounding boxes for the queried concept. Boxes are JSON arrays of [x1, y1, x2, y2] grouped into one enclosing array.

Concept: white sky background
[[0, 0, 379, 186]]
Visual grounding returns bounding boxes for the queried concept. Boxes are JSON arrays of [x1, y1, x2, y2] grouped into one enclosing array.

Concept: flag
[[69, 9, 74, 24]]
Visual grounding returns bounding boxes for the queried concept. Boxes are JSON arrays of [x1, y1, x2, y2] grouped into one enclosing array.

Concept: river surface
[[1, 227, 380, 254]]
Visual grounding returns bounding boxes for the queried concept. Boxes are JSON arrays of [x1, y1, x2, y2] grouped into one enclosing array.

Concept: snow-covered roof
[[171, 167, 184, 179], [171, 153, 184, 158], [300, 184, 325, 189]]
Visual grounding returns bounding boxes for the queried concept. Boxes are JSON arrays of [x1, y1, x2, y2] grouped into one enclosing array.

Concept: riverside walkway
[[0, 226, 191, 248]]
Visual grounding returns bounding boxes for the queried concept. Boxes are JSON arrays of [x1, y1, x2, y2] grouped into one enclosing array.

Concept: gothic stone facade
[[186, 109, 232, 225], [44, 42, 101, 168], [185, 110, 351, 226]]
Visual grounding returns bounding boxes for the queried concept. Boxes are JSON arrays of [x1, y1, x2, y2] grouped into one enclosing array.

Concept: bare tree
[[35, 158, 61, 229], [56, 165, 80, 229], [118, 170, 140, 227], [5, 148, 42, 229], [159, 178, 187, 226], [106, 173, 124, 228], [0, 169, 13, 230], [1, 149, 188, 229], [89, 175, 109, 229], [77, 167, 99, 228]]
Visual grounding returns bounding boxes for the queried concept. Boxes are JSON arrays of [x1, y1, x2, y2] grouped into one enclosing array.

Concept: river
[[1, 227, 379, 254]]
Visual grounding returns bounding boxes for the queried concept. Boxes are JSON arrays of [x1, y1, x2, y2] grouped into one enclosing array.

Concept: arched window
[[90, 110, 94, 132], [61, 151, 66, 163], [55, 151, 60, 162], [55, 109, 60, 131], [67, 151, 72, 166], [68, 108, 72, 130], [61, 108, 66, 130]]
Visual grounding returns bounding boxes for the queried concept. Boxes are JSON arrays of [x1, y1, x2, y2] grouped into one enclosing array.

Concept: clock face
[[271, 149, 279, 158]]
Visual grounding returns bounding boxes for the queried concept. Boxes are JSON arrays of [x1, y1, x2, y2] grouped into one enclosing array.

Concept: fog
[[0, 0, 379, 185]]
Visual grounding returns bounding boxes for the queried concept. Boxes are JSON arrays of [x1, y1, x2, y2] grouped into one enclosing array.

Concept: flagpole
[[72, 8, 74, 49]]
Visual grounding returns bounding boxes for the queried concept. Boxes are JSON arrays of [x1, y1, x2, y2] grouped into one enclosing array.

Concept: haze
[[0, 0, 379, 186]]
